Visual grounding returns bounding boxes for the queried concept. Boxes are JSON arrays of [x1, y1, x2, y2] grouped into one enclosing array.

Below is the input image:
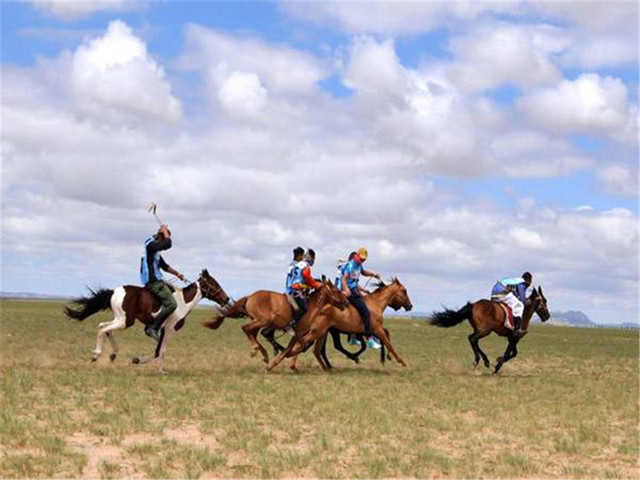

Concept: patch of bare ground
[[65, 432, 144, 480]]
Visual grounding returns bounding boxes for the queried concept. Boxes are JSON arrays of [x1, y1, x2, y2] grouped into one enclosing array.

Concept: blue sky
[[1, 1, 638, 324]]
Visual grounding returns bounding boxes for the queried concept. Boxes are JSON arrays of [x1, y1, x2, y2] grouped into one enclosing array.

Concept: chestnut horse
[[64, 269, 231, 374], [202, 277, 347, 366], [269, 277, 413, 371], [429, 286, 550, 373]]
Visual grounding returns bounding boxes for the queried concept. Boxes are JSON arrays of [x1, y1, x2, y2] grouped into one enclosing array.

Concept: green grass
[[0, 299, 638, 479]]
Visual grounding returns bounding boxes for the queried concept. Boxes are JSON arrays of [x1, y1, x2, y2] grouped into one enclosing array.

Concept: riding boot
[[513, 316, 526, 338]]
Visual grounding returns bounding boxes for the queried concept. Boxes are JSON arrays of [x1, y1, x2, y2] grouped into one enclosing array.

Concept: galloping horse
[[429, 287, 550, 373], [64, 269, 231, 374], [269, 277, 413, 371], [202, 276, 347, 366]]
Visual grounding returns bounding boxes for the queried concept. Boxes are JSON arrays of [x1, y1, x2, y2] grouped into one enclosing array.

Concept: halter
[[198, 275, 228, 305]]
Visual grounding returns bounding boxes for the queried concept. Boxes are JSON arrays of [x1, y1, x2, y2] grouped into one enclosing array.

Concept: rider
[[339, 247, 382, 349], [491, 272, 533, 339], [285, 248, 322, 335], [140, 223, 185, 341], [286, 246, 305, 292]]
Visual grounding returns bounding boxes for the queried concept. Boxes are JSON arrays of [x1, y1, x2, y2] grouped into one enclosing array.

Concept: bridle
[[198, 275, 231, 307]]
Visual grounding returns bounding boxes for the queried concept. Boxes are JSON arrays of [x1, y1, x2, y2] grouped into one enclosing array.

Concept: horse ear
[[203, 269, 208, 276], [392, 276, 398, 283], [322, 274, 327, 283]]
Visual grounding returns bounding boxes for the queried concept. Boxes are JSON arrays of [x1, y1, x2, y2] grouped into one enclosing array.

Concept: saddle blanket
[[495, 302, 514, 330]]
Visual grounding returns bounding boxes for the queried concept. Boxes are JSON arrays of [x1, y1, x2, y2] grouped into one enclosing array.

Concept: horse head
[[319, 275, 348, 311], [530, 286, 550, 322], [198, 269, 233, 309], [388, 277, 413, 312]]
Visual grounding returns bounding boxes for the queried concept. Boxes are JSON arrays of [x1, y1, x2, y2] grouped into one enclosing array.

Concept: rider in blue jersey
[[491, 271, 533, 338], [140, 223, 184, 341], [339, 247, 381, 349]]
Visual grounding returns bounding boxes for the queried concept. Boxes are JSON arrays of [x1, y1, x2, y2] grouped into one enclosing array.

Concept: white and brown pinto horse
[[64, 269, 231, 374]]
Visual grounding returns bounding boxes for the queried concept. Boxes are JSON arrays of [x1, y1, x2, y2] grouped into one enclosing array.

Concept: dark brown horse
[[202, 276, 348, 366], [268, 278, 413, 371], [429, 287, 550, 373], [64, 269, 231, 374]]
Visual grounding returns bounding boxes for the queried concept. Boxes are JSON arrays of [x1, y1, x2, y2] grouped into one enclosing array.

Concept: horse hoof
[[91, 357, 98, 363], [132, 357, 140, 364], [250, 349, 258, 358], [109, 353, 117, 362]]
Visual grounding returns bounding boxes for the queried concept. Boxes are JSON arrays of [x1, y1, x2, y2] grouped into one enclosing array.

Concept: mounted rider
[[285, 248, 322, 335], [339, 247, 382, 349], [491, 271, 533, 339], [140, 223, 185, 341]]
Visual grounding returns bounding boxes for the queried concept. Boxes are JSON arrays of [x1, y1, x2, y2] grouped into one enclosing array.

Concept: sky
[[1, 1, 638, 325]]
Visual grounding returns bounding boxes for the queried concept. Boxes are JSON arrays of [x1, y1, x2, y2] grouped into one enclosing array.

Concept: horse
[[428, 286, 550, 373], [64, 269, 232, 374], [202, 276, 348, 367], [268, 277, 413, 371]]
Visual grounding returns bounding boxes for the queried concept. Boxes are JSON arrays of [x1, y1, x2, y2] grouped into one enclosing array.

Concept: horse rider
[[339, 247, 382, 349], [286, 246, 305, 293], [491, 271, 533, 339], [285, 248, 322, 335], [140, 223, 185, 341]]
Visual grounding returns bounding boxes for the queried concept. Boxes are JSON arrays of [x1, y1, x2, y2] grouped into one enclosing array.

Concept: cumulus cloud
[[446, 23, 562, 92], [69, 20, 181, 123], [32, 0, 144, 21], [518, 74, 632, 136], [596, 164, 639, 197], [180, 24, 329, 94], [2, 8, 638, 325], [217, 71, 268, 119]]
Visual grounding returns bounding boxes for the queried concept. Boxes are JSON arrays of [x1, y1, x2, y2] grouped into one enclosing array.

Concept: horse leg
[[267, 336, 298, 371], [320, 333, 333, 370], [494, 339, 519, 374], [267, 326, 323, 371], [380, 327, 391, 364], [154, 323, 176, 375], [105, 332, 119, 362], [330, 329, 360, 364], [468, 330, 491, 369], [261, 326, 285, 355], [242, 319, 271, 364], [313, 333, 330, 371], [372, 325, 407, 367], [92, 312, 126, 362]]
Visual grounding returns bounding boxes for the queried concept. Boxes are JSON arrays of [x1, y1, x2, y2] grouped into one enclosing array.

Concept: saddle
[[285, 293, 300, 313], [494, 301, 515, 330]]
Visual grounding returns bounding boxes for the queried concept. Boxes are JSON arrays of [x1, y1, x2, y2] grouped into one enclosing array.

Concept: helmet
[[357, 247, 368, 261], [305, 249, 316, 265]]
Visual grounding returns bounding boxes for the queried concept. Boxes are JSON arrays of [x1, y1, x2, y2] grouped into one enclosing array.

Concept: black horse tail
[[202, 296, 248, 330], [64, 288, 114, 321], [429, 302, 473, 328]]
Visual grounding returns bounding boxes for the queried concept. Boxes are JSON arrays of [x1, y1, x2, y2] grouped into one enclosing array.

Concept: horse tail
[[202, 296, 248, 330], [429, 302, 472, 328], [64, 288, 114, 321]]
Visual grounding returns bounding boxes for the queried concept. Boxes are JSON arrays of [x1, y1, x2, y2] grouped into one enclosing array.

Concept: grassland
[[1, 299, 638, 479]]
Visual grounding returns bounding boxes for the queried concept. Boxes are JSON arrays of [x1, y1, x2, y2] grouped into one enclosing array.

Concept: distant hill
[[547, 310, 594, 326]]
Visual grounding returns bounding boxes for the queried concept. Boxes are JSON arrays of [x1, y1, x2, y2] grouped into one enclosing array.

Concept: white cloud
[[281, 2, 520, 35], [32, 0, 144, 21], [518, 74, 632, 135], [180, 25, 328, 94], [447, 23, 562, 92], [343, 36, 406, 97], [69, 20, 181, 123], [596, 165, 639, 197], [217, 71, 268, 119]]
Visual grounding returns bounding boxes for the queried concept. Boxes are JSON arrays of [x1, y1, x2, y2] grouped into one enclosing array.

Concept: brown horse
[[429, 286, 550, 373], [268, 277, 413, 371], [64, 269, 231, 374], [202, 276, 347, 366]]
